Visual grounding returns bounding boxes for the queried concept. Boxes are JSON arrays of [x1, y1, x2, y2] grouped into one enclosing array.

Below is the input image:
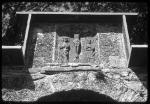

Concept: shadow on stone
[[37, 89, 117, 102], [2, 26, 38, 90], [2, 67, 35, 90], [95, 71, 106, 82], [25, 27, 38, 68]]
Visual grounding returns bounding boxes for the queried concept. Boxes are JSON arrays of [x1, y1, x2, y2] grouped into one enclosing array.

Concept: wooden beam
[[22, 14, 32, 63], [123, 15, 131, 66], [16, 12, 138, 15], [131, 45, 148, 48], [2, 46, 22, 49]]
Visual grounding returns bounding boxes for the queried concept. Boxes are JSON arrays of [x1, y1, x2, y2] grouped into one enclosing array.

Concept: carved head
[[87, 39, 92, 44], [74, 34, 80, 39], [63, 38, 69, 42]]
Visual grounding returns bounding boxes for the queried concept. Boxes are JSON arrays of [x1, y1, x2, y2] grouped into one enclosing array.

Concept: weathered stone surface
[[32, 31, 54, 68], [112, 73, 121, 79], [123, 80, 143, 91], [2, 23, 147, 102], [121, 71, 129, 77], [99, 33, 127, 68], [31, 73, 46, 80], [101, 68, 111, 72], [28, 23, 127, 67], [2, 68, 147, 102]]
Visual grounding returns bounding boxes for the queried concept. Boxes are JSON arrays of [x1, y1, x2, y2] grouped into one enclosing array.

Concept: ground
[[2, 67, 147, 102]]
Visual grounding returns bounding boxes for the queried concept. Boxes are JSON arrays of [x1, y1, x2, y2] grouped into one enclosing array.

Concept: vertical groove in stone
[[52, 31, 56, 63], [97, 33, 101, 65]]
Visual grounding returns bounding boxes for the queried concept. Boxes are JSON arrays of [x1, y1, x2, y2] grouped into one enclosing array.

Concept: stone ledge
[[40, 66, 102, 74]]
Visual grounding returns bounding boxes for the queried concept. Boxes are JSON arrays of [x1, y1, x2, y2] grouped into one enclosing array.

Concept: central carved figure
[[73, 34, 81, 62]]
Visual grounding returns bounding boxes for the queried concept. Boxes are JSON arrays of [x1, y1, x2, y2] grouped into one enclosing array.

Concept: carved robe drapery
[[73, 34, 81, 62], [59, 38, 70, 63]]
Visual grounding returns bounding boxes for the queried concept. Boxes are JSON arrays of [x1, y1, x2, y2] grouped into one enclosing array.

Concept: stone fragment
[[91, 64, 99, 68], [106, 73, 113, 78], [119, 58, 127, 68], [31, 73, 46, 80], [88, 72, 96, 81], [113, 74, 120, 79], [99, 63, 105, 68], [121, 71, 129, 77], [124, 80, 143, 91], [60, 63, 70, 67], [123, 89, 135, 101], [101, 68, 110, 72]]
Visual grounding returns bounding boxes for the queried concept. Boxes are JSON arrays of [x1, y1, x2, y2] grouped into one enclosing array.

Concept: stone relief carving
[[85, 39, 96, 63], [59, 38, 70, 63], [73, 34, 81, 62]]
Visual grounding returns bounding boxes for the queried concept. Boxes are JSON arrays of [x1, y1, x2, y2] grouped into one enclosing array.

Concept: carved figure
[[86, 39, 95, 62], [73, 34, 81, 62], [59, 38, 70, 63]]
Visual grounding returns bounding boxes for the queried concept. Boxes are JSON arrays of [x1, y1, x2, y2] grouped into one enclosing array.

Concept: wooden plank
[[16, 12, 138, 15], [22, 14, 32, 62], [2, 46, 22, 49], [131, 45, 148, 48], [123, 15, 131, 66]]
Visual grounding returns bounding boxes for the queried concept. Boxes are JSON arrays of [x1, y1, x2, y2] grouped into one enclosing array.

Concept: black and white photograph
[[2, 2, 148, 102]]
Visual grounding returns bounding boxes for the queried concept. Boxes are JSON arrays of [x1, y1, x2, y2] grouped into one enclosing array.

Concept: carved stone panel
[[99, 33, 127, 68], [33, 32, 54, 67], [57, 36, 70, 63], [80, 36, 99, 64], [31, 23, 126, 67], [54, 23, 99, 64]]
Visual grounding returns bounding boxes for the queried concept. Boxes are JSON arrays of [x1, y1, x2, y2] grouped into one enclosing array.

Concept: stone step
[[40, 66, 102, 74], [46, 63, 97, 67]]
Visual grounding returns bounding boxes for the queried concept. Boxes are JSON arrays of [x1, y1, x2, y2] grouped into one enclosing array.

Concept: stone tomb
[[17, 12, 138, 69]]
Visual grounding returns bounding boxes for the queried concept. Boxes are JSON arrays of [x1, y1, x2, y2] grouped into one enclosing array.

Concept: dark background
[[2, 2, 148, 45]]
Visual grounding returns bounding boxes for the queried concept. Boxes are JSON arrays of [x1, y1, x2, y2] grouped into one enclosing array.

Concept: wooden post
[[22, 14, 31, 64], [122, 15, 131, 66]]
